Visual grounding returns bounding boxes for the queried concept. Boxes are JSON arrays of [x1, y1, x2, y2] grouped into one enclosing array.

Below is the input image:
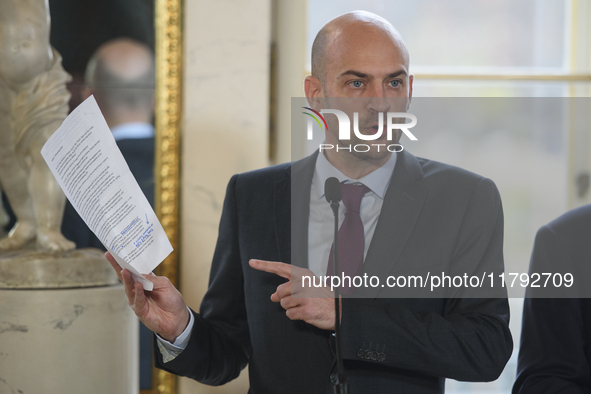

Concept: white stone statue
[[0, 0, 75, 251]]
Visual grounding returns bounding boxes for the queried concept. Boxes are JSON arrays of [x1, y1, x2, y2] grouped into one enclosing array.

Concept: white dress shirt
[[157, 151, 397, 360], [111, 122, 155, 141]]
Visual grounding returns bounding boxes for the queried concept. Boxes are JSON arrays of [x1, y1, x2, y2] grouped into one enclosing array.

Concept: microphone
[[324, 177, 349, 394], [325, 177, 342, 204], [325, 177, 342, 216]]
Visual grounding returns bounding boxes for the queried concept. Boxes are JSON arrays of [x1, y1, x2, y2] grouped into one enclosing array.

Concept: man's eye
[[390, 80, 400, 88], [351, 80, 363, 88]]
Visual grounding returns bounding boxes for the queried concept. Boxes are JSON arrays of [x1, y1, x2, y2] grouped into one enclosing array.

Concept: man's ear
[[81, 87, 92, 101], [406, 74, 414, 110], [304, 75, 324, 109]]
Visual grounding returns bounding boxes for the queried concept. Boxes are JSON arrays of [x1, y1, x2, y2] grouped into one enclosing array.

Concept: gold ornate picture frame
[[152, 0, 182, 393]]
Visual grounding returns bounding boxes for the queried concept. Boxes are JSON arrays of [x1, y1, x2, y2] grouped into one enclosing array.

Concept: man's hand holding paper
[[105, 251, 190, 343]]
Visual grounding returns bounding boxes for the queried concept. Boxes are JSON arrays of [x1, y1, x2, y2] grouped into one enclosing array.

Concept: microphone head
[[324, 177, 342, 204]]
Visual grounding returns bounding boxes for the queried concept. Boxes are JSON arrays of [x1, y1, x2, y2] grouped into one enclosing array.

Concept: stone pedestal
[[0, 249, 138, 394]]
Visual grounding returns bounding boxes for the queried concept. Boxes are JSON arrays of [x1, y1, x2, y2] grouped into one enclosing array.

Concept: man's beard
[[331, 112, 399, 162]]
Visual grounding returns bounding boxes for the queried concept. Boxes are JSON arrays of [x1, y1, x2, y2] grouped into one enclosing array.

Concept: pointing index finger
[[249, 259, 292, 280]]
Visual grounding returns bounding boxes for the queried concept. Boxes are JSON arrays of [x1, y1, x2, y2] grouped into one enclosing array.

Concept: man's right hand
[[105, 251, 190, 343]]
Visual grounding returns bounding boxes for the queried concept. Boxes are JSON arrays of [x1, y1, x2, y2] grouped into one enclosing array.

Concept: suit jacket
[[155, 150, 512, 393], [513, 204, 591, 393]]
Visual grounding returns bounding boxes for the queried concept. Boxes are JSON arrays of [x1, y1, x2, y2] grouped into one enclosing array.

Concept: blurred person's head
[[84, 38, 154, 128]]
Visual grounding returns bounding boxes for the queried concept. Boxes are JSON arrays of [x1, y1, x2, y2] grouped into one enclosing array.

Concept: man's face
[[308, 25, 413, 163]]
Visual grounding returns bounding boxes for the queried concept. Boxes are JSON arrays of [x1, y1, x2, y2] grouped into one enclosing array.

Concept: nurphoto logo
[[302, 107, 417, 153]]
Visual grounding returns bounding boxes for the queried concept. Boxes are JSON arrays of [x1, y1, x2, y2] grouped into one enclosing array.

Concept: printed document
[[41, 96, 172, 290]]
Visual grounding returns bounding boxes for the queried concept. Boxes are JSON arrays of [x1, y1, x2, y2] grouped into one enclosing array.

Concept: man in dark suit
[[513, 204, 591, 393], [62, 37, 155, 248], [107, 11, 512, 393]]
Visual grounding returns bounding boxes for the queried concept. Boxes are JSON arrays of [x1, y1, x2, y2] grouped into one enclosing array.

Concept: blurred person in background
[[61, 37, 155, 248]]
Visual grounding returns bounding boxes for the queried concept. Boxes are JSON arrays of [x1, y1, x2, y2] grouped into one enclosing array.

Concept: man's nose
[[367, 91, 390, 113]]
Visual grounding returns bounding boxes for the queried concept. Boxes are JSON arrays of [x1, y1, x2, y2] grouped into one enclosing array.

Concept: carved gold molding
[[153, 0, 182, 393]]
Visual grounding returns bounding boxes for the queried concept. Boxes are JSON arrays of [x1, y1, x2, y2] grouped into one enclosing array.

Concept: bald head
[[85, 38, 154, 125], [311, 11, 409, 84]]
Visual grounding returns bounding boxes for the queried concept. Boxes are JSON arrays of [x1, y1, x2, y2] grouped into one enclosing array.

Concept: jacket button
[[371, 351, 378, 361], [364, 350, 373, 360], [356, 349, 365, 359], [378, 352, 386, 362], [330, 373, 338, 384]]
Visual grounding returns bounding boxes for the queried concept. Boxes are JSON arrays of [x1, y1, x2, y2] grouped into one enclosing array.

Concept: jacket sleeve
[[154, 174, 251, 385], [339, 177, 513, 382]]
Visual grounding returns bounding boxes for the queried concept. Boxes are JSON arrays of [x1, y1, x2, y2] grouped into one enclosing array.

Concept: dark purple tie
[[326, 183, 370, 293]]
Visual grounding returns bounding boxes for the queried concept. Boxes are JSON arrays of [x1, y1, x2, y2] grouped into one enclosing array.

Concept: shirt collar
[[314, 151, 397, 200], [111, 122, 155, 141]]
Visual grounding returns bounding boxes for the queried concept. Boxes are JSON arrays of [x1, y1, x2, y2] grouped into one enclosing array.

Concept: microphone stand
[[330, 198, 350, 394]]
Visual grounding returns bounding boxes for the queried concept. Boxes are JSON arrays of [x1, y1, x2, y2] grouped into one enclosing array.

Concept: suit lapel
[[274, 151, 318, 267], [358, 150, 429, 298], [274, 152, 333, 361], [274, 172, 291, 265]]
